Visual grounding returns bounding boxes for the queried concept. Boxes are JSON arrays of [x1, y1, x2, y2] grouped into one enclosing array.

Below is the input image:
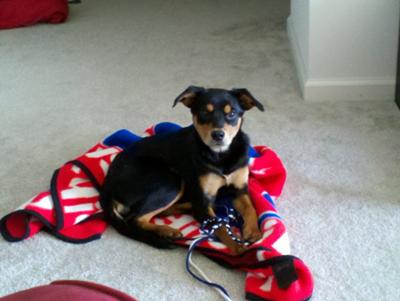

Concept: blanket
[[0, 122, 313, 301]]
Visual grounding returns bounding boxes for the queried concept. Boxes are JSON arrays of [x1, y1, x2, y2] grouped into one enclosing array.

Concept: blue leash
[[185, 216, 249, 301]]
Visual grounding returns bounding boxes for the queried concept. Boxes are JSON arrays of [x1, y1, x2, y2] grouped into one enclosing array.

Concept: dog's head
[[173, 86, 264, 153]]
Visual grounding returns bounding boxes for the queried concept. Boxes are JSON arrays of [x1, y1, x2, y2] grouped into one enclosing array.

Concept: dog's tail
[[99, 183, 175, 249]]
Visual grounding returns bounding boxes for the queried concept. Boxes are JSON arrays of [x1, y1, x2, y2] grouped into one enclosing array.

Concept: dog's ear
[[231, 88, 264, 111], [173, 85, 205, 108]]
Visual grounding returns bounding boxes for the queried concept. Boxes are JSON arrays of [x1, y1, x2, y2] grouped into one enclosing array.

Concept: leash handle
[[186, 236, 233, 301], [186, 215, 249, 301]]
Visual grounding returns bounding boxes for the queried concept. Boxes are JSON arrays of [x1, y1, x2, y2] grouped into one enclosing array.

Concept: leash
[[185, 214, 250, 301]]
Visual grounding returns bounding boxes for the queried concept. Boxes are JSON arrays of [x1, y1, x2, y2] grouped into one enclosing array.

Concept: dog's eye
[[226, 110, 236, 119]]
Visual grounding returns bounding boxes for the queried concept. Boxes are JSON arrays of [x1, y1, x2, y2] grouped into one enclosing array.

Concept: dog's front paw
[[243, 224, 262, 243], [231, 243, 247, 256]]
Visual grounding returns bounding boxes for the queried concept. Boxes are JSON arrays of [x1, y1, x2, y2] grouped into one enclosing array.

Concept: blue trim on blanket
[[153, 122, 182, 134], [258, 211, 282, 226], [248, 146, 260, 158], [262, 191, 276, 208], [102, 129, 142, 149]]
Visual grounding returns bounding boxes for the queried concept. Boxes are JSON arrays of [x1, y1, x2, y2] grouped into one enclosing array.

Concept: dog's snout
[[211, 130, 225, 142]]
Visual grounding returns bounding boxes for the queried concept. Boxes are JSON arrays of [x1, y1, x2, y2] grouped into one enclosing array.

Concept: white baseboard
[[303, 78, 396, 102], [287, 17, 396, 102]]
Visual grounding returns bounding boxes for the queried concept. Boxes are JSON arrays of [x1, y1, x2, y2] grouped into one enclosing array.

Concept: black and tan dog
[[100, 86, 264, 254]]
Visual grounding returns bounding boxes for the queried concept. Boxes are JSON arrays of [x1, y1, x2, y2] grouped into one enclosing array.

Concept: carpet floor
[[1, 1, 399, 300]]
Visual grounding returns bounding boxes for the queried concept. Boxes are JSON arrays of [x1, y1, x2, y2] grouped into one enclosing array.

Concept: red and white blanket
[[0, 123, 313, 301]]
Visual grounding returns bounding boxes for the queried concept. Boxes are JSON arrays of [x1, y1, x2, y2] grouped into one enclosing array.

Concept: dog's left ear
[[173, 85, 205, 108], [231, 88, 264, 111]]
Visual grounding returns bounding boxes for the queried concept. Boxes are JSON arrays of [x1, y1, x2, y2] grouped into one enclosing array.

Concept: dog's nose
[[211, 130, 225, 142]]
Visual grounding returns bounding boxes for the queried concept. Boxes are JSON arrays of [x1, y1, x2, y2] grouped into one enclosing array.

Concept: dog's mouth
[[208, 140, 230, 153], [213, 140, 224, 146]]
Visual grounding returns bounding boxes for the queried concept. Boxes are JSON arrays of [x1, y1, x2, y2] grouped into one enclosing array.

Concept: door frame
[[396, 15, 400, 109]]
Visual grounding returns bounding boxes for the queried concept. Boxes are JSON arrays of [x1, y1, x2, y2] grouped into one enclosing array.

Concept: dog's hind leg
[[133, 184, 185, 240], [136, 218, 182, 239], [103, 158, 185, 248], [156, 202, 192, 217]]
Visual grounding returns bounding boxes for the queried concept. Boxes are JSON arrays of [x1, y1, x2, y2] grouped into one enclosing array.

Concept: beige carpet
[[1, 1, 399, 300]]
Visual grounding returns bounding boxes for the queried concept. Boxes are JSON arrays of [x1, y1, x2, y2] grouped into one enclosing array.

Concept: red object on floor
[[0, 0, 68, 30], [0, 280, 138, 301]]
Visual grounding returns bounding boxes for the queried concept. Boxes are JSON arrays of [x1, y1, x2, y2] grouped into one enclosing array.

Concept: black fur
[[100, 87, 263, 248]]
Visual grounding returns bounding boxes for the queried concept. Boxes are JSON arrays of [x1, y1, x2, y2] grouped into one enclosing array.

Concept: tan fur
[[193, 116, 242, 152], [199, 165, 248, 198], [199, 167, 255, 254], [224, 104, 232, 114], [206, 104, 214, 112], [112, 200, 130, 219], [136, 220, 182, 238], [232, 194, 254, 218], [208, 206, 216, 216], [137, 183, 184, 223], [224, 165, 249, 189], [199, 173, 225, 197], [233, 194, 262, 242], [239, 94, 255, 110], [134, 184, 184, 238], [178, 92, 196, 108], [223, 117, 242, 143], [157, 202, 192, 216], [208, 205, 247, 254], [193, 116, 214, 147]]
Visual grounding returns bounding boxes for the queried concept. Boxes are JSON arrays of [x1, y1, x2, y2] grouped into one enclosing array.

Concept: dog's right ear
[[173, 86, 205, 108]]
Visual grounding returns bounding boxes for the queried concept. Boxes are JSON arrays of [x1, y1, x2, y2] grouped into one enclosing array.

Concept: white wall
[[288, 0, 400, 102], [289, 1, 310, 79]]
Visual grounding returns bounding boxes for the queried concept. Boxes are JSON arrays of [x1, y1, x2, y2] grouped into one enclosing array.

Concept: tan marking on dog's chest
[[223, 165, 249, 189], [199, 173, 225, 197], [200, 166, 249, 196]]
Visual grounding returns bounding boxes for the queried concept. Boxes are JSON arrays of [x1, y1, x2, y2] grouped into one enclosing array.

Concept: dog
[[100, 86, 264, 255]]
